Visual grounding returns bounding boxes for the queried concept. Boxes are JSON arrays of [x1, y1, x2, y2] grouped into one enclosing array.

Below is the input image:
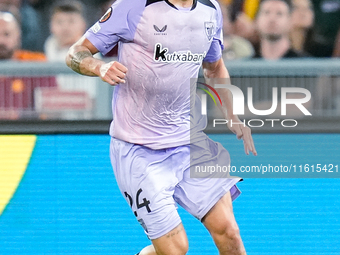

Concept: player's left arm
[[202, 58, 257, 156]]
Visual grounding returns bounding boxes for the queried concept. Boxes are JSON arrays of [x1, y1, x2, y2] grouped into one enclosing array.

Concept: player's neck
[[168, 0, 194, 8]]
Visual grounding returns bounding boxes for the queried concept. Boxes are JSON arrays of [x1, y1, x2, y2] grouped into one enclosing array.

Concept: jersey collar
[[164, 0, 198, 11]]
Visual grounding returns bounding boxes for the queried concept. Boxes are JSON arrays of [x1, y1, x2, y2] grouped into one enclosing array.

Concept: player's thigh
[[174, 135, 241, 221], [151, 223, 189, 255], [110, 137, 186, 240], [202, 191, 240, 237]]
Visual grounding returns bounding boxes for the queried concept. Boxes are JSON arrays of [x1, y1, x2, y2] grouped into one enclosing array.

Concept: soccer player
[[66, 0, 257, 254]]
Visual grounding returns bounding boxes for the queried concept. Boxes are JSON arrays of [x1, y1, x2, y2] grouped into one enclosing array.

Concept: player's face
[[51, 12, 86, 47], [256, 0, 291, 41], [0, 17, 20, 60], [291, 0, 314, 29]]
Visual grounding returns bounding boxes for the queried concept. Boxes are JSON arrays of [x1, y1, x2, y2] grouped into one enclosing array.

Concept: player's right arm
[[66, 36, 127, 86]]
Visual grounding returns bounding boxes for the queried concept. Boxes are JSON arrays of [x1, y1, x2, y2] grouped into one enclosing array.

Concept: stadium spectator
[[0, 0, 43, 52], [224, 0, 259, 44], [306, 0, 340, 57], [221, 2, 255, 60], [290, 0, 314, 55], [0, 9, 56, 119], [0, 7, 45, 61], [254, 0, 303, 59], [43, 0, 97, 104], [44, 0, 86, 62]]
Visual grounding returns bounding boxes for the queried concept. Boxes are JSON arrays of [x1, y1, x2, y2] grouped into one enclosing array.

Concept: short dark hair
[[256, 0, 293, 17], [51, 0, 85, 17]]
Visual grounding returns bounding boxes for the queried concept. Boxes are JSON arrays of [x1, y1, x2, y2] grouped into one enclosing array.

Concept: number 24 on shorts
[[124, 188, 151, 217]]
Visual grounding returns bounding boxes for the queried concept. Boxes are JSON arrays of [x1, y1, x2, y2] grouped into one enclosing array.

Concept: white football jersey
[[86, 0, 224, 149]]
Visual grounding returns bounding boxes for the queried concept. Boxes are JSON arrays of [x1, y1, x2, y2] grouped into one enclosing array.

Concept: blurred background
[[0, 0, 340, 254], [0, 0, 339, 125]]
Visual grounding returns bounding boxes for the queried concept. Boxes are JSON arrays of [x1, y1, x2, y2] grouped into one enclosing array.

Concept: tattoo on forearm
[[71, 51, 92, 74]]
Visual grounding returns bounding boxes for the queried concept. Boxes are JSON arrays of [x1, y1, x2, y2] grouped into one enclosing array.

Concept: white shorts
[[110, 133, 241, 240]]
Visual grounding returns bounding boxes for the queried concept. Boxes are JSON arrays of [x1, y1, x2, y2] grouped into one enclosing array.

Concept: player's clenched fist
[[99, 61, 128, 86]]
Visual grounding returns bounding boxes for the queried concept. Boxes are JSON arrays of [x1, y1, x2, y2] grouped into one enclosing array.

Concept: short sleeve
[[203, 3, 224, 63], [85, 0, 146, 55]]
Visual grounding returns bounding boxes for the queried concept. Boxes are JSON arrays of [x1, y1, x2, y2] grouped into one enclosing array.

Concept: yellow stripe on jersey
[[0, 135, 37, 216]]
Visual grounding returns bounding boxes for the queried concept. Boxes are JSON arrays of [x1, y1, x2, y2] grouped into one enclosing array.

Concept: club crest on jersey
[[204, 22, 215, 41]]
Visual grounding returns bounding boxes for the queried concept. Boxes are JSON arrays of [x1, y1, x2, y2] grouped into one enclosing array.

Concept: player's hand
[[227, 116, 257, 156], [99, 61, 128, 86]]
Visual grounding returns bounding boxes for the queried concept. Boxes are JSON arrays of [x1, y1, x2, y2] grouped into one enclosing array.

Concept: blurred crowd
[[220, 0, 340, 59], [0, 0, 115, 62], [0, 0, 339, 62], [0, 0, 115, 119], [0, 0, 339, 119]]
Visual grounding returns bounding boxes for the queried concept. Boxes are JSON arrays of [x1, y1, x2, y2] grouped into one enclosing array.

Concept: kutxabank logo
[[154, 43, 206, 63], [197, 80, 312, 128]]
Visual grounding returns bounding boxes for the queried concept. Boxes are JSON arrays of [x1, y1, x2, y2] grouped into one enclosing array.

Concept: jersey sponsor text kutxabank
[[85, 0, 224, 149]]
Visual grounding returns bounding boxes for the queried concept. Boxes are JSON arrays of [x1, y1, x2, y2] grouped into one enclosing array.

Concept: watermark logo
[[197, 82, 222, 115], [197, 80, 312, 128]]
